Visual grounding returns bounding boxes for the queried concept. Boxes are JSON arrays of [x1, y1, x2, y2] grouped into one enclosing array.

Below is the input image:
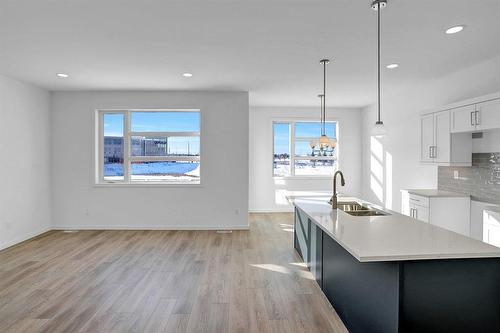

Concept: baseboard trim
[[51, 225, 250, 231], [0, 226, 52, 252]]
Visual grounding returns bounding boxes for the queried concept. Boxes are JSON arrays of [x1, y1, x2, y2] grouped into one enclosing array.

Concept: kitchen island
[[289, 195, 500, 333]]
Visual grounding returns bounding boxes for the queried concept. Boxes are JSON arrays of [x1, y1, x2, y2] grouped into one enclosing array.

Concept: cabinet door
[[475, 99, 500, 131], [451, 105, 476, 133], [294, 208, 310, 262], [414, 205, 429, 223], [434, 111, 451, 163], [420, 114, 434, 162], [310, 224, 323, 288]]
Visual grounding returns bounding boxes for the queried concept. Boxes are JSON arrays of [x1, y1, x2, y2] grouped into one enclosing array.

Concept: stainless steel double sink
[[336, 201, 389, 216]]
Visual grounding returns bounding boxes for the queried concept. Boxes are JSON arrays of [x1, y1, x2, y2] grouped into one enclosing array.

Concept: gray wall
[[51, 91, 249, 229]]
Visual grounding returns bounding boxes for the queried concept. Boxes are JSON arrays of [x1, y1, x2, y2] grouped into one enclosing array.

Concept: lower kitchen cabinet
[[322, 234, 400, 333], [401, 191, 471, 236], [294, 207, 500, 333], [293, 208, 322, 286]]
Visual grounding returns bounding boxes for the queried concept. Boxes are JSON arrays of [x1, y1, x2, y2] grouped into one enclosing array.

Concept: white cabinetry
[[483, 209, 500, 248], [402, 191, 471, 237], [451, 105, 476, 133], [475, 99, 500, 131], [420, 110, 471, 166], [451, 99, 500, 133]]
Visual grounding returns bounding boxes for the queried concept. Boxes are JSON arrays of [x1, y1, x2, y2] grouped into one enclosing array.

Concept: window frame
[[95, 109, 201, 186], [272, 118, 339, 178]]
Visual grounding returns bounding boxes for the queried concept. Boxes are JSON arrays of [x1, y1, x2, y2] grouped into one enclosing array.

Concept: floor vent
[[216, 230, 233, 234]]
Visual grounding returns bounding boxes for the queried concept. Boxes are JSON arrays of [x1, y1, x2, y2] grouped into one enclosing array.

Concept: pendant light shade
[[371, 0, 387, 138], [371, 121, 387, 137]]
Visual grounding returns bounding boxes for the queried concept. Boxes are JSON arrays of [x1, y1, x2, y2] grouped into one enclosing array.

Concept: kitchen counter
[[290, 195, 500, 333], [289, 195, 500, 262], [403, 188, 469, 198]]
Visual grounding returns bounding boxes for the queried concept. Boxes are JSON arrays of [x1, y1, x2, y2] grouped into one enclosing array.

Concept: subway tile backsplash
[[438, 153, 500, 204]]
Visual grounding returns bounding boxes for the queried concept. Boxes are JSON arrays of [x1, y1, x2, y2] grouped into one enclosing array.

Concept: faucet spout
[[329, 170, 345, 209]]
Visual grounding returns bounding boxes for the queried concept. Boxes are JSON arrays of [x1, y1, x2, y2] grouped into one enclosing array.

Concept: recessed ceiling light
[[386, 63, 399, 69], [445, 25, 465, 34], [56, 73, 69, 78], [182, 73, 193, 78]]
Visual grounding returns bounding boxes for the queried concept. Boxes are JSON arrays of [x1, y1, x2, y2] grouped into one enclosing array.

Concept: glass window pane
[[131, 161, 200, 183], [103, 113, 124, 180], [273, 123, 290, 176], [131, 136, 200, 157], [131, 111, 200, 132], [295, 140, 314, 157], [294, 159, 336, 176], [294, 122, 336, 139]]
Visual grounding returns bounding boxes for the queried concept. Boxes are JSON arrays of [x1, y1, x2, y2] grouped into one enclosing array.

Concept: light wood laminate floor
[[0, 213, 348, 333]]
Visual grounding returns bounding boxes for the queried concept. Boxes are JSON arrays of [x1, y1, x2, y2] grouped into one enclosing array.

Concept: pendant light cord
[[377, 1, 381, 123], [322, 60, 326, 136]]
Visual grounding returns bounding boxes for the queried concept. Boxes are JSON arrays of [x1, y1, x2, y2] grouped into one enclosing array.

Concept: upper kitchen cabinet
[[420, 110, 471, 166], [451, 98, 500, 133], [451, 104, 476, 133], [475, 99, 500, 131]]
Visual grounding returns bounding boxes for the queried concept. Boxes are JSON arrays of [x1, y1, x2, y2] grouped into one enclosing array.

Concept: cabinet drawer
[[409, 194, 429, 207]]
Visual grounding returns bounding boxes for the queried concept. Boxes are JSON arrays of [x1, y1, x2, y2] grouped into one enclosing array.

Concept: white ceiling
[[1, 0, 499, 107]]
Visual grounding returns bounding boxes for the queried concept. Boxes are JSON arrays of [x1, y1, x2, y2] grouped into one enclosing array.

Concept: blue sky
[[274, 122, 336, 155], [104, 112, 200, 136], [104, 112, 201, 155]]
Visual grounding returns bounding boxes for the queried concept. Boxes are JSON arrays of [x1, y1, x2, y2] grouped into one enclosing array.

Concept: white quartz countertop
[[289, 195, 500, 262], [402, 189, 469, 198]]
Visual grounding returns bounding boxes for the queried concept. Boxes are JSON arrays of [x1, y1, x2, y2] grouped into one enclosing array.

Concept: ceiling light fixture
[[56, 73, 69, 78], [182, 72, 193, 77], [309, 60, 336, 157], [371, 0, 388, 138], [386, 63, 399, 69], [445, 25, 465, 34]]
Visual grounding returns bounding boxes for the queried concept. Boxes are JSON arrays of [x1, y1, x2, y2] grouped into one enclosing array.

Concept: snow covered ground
[[103, 161, 200, 182]]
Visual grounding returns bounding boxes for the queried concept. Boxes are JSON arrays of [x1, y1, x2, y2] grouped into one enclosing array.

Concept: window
[[97, 110, 200, 184], [273, 120, 337, 177]]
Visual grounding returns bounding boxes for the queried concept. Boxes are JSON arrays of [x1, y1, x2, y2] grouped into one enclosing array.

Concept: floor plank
[[0, 213, 348, 333]]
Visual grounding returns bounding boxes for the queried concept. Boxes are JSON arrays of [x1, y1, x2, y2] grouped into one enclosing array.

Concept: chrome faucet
[[329, 170, 345, 209]]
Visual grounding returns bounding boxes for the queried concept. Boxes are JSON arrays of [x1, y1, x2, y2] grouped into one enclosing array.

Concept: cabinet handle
[[414, 209, 418, 219], [410, 208, 414, 218], [475, 111, 480, 125], [471, 111, 475, 126]]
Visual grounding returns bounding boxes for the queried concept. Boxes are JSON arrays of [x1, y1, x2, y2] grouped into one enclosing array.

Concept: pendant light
[[319, 59, 330, 147], [310, 94, 324, 150], [371, 0, 387, 138]]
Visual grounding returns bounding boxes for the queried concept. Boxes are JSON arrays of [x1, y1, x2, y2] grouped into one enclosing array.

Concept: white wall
[[250, 106, 362, 212], [51, 91, 249, 229], [0, 75, 51, 250], [361, 55, 500, 212]]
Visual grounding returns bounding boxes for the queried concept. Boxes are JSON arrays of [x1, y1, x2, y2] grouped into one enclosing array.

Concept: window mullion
[[290, 121, 295, 176], [124, 111, 131, 182], [99, 111, 105, 183]]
